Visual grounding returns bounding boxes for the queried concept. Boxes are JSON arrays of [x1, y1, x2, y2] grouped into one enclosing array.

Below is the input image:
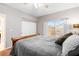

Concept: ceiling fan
[[33, 3, 48, 8], [24, 3, 48, 8]]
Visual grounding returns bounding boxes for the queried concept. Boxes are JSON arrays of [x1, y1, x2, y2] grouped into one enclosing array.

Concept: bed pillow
[[68, 45, 79, 56], [55, 32, 73, 46], [61, 35, 79, 56]]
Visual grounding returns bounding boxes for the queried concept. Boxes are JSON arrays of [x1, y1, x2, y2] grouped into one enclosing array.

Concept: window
[[47, 19, 65, 38], [21, 21, 36, 35]]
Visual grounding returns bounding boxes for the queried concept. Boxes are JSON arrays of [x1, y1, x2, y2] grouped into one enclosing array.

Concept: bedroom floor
[[0, 48, 11, 56]]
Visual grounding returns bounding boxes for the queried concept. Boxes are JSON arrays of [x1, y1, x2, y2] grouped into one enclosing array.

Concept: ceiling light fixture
[[33, 3, 46, 8], [24, 3, 48, 9]]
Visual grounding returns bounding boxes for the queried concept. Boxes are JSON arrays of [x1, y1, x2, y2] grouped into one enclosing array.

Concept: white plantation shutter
[[21, 21, 36, 35]]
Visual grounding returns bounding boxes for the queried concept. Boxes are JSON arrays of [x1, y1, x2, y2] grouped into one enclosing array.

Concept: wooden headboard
[[11, 34, 39, 46]]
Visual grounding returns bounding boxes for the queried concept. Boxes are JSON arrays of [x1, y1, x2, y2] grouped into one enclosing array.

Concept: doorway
[[0, 14, 6, 51]]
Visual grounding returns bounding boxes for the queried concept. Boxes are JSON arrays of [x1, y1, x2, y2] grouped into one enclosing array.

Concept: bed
[[10, 34, 62, 56]]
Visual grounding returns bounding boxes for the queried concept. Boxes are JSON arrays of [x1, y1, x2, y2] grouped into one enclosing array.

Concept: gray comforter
[[10, 35, 62, 56]]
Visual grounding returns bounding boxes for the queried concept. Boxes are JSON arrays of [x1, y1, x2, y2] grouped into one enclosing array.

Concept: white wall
[[37, 7, 79, 35], [0, 4, 37, 48]]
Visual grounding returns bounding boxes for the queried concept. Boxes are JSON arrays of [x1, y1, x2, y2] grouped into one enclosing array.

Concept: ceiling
[[5, 3, 79, 17]]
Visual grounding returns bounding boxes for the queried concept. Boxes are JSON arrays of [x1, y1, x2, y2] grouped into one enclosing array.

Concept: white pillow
[[61, 35, 79, 56]]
